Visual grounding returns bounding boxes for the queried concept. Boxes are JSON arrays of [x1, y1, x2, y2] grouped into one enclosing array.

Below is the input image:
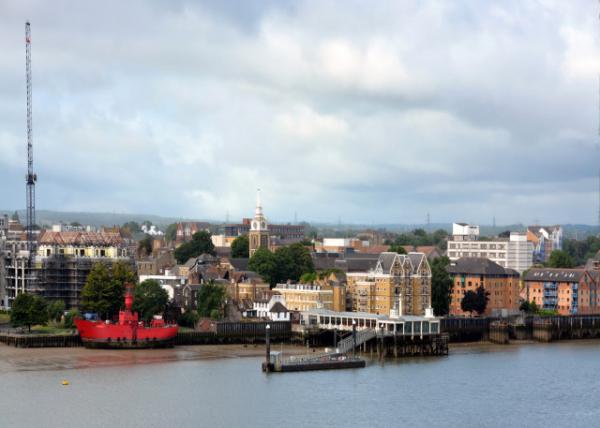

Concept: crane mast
[[25, 21, 37, 267]]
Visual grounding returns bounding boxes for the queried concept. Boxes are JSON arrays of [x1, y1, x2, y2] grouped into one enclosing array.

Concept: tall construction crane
[[25, 21, 37, 267]]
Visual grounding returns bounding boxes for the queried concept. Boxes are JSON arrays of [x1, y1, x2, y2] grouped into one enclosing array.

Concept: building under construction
[[1, 222, 133, 309]]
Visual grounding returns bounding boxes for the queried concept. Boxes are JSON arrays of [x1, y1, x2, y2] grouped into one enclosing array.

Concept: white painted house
[[252, 294, 290, 322]]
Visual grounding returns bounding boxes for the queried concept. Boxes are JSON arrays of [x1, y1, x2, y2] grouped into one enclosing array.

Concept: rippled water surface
[[1, 341, 599, 428]]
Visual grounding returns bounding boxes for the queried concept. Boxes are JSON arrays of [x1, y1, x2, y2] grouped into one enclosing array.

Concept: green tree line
[[248, 243, 314, 287]]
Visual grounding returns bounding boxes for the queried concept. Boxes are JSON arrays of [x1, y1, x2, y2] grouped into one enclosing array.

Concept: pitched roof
[[184, 257, 197, 268], [447, 257, 517, 276], [377, 252, 397, 273], [229, 258, 249, 271], [38, 230, 124, 246], [215, 246, 232, 257], [312, 252, 339, 270], [269, 302, 289, 313], [335, 258, 378, 272], [361, 245, 390, 254], [407, 253, 425, 273], [523, 268, 585, 283]]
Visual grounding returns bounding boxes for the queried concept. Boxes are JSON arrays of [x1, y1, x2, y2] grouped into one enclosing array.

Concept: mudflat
[[0, 342, 317, 374]]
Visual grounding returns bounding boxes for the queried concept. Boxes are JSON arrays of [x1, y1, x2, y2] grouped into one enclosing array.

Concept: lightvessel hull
[[75, 319, 178, 349]]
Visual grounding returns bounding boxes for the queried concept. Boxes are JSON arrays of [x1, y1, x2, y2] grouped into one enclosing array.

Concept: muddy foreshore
[[0, 343, 319, 374]]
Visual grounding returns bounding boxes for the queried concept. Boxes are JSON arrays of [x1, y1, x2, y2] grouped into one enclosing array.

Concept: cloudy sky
[[0, 1, 598, 225]]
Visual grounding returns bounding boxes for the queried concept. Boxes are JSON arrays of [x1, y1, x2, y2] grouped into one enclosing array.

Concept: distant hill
[[1, 209, 598, 239], [0, 210, 211, 228]]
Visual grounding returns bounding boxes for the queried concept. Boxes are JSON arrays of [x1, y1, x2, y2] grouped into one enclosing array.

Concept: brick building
[[447, 257, 520, 317], [346, 252, 431, 316], [522, 268, 599, 315]]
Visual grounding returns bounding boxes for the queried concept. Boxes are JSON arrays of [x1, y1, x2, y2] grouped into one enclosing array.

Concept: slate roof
[[232, 271, 263, 283], [229, 258, 250, 271], [447, 257, 517, 276], [407, 253, 425, 273], [335, 258, 379, 272], [184, 257, 197, 268], [312, 252, 340, 270], [215, 246, 232, 257], [270, 302, 289, 313], [377, 252, 397, 273], [523, 268, 585, 283]]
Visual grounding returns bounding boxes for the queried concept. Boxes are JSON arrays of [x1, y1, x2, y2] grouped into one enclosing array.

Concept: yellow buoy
[[62, 380, 69, 386]]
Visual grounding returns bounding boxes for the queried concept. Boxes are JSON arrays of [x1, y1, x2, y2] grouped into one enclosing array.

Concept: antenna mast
[[25, 21, 37, 266]]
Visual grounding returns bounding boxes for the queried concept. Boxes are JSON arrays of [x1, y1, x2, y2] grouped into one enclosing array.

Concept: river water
[[1, 341, 599, 428]]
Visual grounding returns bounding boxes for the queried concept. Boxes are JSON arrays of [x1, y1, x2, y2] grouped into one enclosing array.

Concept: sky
[[0, 0, 599, 225]]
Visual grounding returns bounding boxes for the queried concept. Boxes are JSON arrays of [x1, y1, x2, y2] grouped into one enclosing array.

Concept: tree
[[248, 247, 278, 286], [546, 250, 576, 269], [413, 228, 427, 237], [178, 310, 199, 328], [70, 221, 82, 227], [64, 309, 79, 329], [11, 294, 48, 332], [461, 286, 489, 316], [275, 243, 314, 283], [498, 230, 511, 238], [174, 230, 216, 264], [122, 221, 141, 234], [519, 300, 539, 314], [81, 263, 113, 318], [165, 223, 177, 242], [11, 211, 20, 222], [431, 229, 449, 246], [196, 281, 227, 319], [231, 234, 249, 258], [81, 262, 136, 319], [563, 236, 600, 266], [300, 272, 317, 283], [388, 244, 407, 254], [47, 300, 65, 323], [133, 279, 169, 322], [138, 234, 153, 257], [249, 244, 315, 287], [317, 268, 343, 280], [431, 257, 453, 316]]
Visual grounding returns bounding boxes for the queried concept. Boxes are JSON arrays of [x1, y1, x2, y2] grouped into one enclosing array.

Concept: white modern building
[[139, 269, 186, 300], [141, 224, 164, 236], [447, 223, 533, 273], [451, 223, 480, 241]]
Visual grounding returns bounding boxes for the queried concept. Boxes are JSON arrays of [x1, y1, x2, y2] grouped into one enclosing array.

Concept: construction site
[[0, 23, 133, 310]]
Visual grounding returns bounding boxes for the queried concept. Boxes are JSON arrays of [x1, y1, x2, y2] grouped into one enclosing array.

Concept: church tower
[[249, 189, 270, 257]]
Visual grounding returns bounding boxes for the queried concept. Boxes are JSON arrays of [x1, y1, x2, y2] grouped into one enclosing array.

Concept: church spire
[[255, 188, 263, 216], [249, 187, 269, 256]]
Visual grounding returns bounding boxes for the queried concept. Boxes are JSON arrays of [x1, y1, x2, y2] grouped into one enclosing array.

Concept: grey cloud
[[0, 0, 597, 225]]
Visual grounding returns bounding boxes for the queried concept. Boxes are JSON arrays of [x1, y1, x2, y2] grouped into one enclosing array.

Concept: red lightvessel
[[75, 284, 178, 348]]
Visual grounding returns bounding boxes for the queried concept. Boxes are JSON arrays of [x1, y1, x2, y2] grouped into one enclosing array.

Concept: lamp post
[[352, 319, 357, 358], [265, 324, 271, 372]]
